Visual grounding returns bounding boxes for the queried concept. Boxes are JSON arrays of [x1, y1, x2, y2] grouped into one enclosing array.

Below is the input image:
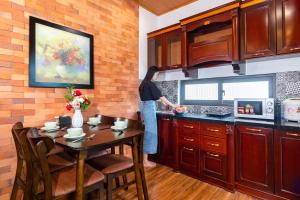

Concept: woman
[[139, 66, 177, 167]]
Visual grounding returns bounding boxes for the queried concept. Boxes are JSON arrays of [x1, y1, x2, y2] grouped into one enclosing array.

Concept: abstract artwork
[[29, 17, 94, 88]]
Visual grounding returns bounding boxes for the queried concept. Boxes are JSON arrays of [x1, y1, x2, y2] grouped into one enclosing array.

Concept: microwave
[[234, 98, 274, 120]]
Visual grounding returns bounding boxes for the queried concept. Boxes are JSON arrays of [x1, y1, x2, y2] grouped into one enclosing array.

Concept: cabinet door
[[200, 151, 227, 181], [275, 130, 300, 199], [240, 1, 276, 59], [236, 125, 274, 192], [277, 0, 300, 54], [148, 36, 164, 69], [166, 29, 181, 69], [179, 145, 198, 175], [160, 117, 176, 167]]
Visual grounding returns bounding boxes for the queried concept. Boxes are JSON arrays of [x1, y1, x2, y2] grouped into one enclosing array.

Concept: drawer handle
[[207, 152, 219, 157], [245, 128, 262, 132], [290, 47, 300, 51], [254, 52, 265, 56], [207, 128, 219, 132], [183, 147, 194, 151], [208, 143, 220, 147], [286, 132, 300, 137], [184, 125, 194, 129], [183, 137, 194, 142]]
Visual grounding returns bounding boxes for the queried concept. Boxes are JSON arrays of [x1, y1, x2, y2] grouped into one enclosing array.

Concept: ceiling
[[137, 0, 198, 15]]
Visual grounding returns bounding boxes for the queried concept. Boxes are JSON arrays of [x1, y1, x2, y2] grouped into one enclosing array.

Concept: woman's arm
[[159, 96, 177, 109]]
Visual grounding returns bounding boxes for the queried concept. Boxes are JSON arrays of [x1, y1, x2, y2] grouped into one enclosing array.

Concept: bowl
[[89, 117, 100, 124], [44, 122, 57, 129], [67, 128, 83, 137], [114, 121, 126, 129]]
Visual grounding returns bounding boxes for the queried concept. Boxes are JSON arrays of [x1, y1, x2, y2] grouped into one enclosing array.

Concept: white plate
[[41, 126, 60, 132], [111, 126, 126, 131], [87, 121, 101, 126], [63, 133, 86, 140]]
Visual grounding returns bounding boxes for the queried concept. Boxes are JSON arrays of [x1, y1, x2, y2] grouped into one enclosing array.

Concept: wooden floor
[[113, 164, 258, 200]]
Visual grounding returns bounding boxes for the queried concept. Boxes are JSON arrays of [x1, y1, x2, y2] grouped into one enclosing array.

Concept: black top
[[139, 81, 162, 101]]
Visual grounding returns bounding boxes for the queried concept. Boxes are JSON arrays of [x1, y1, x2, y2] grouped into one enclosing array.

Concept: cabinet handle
[[208, 142, 220, 147], [207, 128, 219, 132], [290, 47, 300, 51], [207, 152, 219, 157], [184, 125, 194, 129], [286, 132, 300, 137], [183, 137, 195, 142], [183, 147, 194, 151], [254, 52, 265, 56], [162, 118, 170, 121], [245, 128, 262, 132]]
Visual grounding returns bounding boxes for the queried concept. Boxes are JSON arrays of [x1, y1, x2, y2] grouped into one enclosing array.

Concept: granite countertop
[[156, 111, 300, 131]]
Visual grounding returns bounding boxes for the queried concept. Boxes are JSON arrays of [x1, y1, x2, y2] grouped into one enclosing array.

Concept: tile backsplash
[[153, 71, 300, 115]]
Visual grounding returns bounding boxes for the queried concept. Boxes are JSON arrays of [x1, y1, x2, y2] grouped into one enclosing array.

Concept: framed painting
[[29, 16, 94, 88]]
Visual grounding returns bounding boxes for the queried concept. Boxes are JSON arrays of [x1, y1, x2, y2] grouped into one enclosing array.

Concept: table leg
[[132, 136, 143, 200], [76, 150, 87, 200]]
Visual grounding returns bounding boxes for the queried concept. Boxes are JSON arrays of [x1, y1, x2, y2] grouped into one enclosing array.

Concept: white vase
[[72, 109, 83, 128]]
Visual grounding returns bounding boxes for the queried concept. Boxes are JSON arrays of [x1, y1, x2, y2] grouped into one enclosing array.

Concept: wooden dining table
[[40, 123, 148, 200]]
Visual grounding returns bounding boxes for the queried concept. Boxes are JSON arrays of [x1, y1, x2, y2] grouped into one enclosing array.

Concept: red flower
[[85, 98, 90, 105], [66, 103, 72, 111], [73, 90, 82, 96]]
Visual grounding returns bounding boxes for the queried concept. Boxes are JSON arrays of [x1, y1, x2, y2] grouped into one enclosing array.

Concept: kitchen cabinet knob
[[286, 132, 300, 137], [183, 137, 195, 142], [209, 143, 220, 147], [183, 147, 194, 151], [184, 125, 194, 129], [207, 152, 219, 157], [245, 128, 262, 132], [254, 52, 265, 56], [207, 128, 219, 132]]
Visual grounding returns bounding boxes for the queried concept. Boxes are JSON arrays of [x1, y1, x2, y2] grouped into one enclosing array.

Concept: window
[[180, 75, 274, 105]]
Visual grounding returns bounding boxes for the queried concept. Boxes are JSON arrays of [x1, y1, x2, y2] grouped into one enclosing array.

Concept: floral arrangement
[[64, 87, 91, 111], [52, 41, 86, 67]]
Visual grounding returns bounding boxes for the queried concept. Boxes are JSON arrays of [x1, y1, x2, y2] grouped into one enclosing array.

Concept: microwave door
[[235, 100, 264, 119]]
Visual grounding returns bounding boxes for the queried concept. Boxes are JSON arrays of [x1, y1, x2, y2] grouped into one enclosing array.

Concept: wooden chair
[[29, 134, 105, 200], [10, 123, 34, 200], [87, 119, 148, 200]]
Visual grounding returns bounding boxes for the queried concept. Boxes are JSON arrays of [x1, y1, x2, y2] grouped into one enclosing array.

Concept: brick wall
[[0, 0, 139, 199]]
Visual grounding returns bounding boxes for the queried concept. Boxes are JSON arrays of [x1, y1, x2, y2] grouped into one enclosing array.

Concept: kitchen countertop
[[156, 111, 300, 131]]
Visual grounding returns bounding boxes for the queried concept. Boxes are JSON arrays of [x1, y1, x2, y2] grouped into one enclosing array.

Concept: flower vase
[[72, 109, 83, 128]]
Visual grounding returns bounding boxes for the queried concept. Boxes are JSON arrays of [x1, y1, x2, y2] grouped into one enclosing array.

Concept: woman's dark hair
[[139, 66, 159, 93]]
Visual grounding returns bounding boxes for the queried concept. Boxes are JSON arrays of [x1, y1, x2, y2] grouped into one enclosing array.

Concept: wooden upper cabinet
[[236, 125, 274, 193], [240, 0, 276, 59], [276, 0, 300, 54], [147, 24, 182, 71], [275, 130, 300, 200], [181, 6, 240, 68], [148, 36, 163, 69]]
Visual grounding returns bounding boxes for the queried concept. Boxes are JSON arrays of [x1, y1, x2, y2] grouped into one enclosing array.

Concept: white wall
[[138, 7, 157, 79]]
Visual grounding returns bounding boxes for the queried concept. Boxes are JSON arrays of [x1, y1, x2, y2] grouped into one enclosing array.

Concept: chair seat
[[47, 154, 75, 173], [86, 148, 109, 160], [88, 154, 133, 174], [52, 164, 104, 197], [47, 145, 64, 156]]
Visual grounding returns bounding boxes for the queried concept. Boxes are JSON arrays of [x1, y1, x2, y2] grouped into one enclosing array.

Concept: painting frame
[[29, 16, 94, 89]]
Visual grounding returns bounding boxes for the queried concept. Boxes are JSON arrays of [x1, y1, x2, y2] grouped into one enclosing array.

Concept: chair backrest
[[95, 114, 115, 125], [11, 123, 34, 199], [32, 137, 55, 200]]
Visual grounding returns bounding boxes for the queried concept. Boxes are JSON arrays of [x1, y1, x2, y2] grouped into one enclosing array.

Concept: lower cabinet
[[236, 125, 274, 193], [275, 130, 300, 200], [200, 151, 227, 182], [179, 145, 199, 175]]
